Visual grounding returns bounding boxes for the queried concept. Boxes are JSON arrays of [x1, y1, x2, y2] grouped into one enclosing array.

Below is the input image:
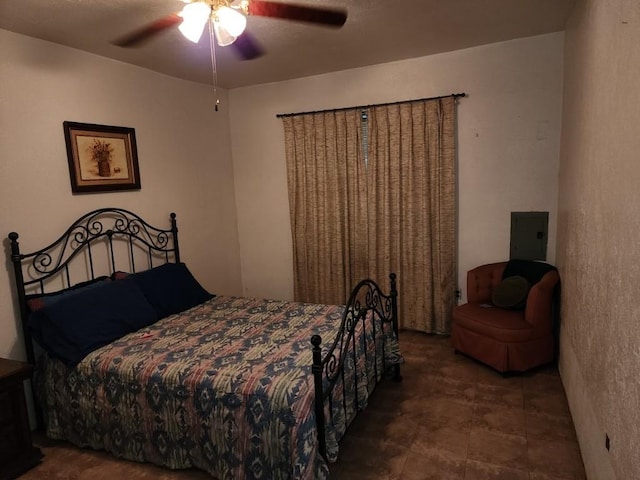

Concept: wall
[[229, 33, 564, 304], [557, 0, 640, 478], [0, 30, 243, 361]]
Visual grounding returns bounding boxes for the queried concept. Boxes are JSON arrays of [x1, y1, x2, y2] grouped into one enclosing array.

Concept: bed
[[8, 208, 402, 479]]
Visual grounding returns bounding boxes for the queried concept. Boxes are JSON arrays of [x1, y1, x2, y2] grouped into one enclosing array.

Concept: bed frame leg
[[393, 364, 403, 382], [389, 273, 402, 382], [311, 334, 327, 460]]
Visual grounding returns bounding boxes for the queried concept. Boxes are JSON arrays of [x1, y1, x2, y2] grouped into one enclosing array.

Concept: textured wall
[[557, 0, 640, 478]]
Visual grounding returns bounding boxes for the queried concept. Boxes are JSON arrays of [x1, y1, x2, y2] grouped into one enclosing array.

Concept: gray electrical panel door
[[510, 212, 548, 261]]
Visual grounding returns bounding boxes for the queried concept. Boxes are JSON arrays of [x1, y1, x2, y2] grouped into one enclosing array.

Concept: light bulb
[[215, 5, 247, 37], [179, 2, 211, 43]]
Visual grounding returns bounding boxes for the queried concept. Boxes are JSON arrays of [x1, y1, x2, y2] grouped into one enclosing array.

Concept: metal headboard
[[8, 208, 180, 367]]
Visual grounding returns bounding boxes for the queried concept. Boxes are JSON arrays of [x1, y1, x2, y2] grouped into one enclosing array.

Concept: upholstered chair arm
[[524, 270, 560, 337], [466, 262, 506, 304]]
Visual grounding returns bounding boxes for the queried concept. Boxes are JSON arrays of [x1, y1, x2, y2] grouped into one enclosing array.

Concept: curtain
[[365, 98, 457, 333], [283, 96, 457, 333], [283, 110, 368, 305]]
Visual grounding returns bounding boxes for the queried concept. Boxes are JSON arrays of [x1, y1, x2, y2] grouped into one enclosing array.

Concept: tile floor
[[330, 330, 587, 479]]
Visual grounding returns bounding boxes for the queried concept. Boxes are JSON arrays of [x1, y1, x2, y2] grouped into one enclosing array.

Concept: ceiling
[[0, 0, 576, 89]]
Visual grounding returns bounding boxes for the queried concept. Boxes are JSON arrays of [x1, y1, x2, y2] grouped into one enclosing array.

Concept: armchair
[[451, 260, 560, 373]]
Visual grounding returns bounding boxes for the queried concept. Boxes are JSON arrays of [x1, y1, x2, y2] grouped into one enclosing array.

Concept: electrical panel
[[510, 211, 548, 261]]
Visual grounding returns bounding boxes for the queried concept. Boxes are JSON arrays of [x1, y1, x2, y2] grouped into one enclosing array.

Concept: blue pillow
[[28, 278, 158, 366], [26, 276, 110, 312], [130, 262, 213, 318]]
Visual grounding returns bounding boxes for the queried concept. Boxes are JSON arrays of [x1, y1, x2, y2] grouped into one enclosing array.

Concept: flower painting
[[64, 122, 141, 193], [77, 137, 129, 180], [89, 139, 115, 177]]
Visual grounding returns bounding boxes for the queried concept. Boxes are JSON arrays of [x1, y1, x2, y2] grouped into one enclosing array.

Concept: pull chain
[[208, 19, 220, 111], [361, 108, 369, 169]]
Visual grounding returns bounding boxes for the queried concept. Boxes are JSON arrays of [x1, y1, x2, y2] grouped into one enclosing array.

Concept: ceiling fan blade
[[112, 13, 182, 47], [248, 1, 347, 27], [231, 31, 265, 60]]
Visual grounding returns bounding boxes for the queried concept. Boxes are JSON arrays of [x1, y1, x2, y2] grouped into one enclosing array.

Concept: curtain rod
[[276, 92, 466, 118]]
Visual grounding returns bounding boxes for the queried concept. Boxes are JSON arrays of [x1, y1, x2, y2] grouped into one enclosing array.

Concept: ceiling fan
[[113, 0, 348, 60]]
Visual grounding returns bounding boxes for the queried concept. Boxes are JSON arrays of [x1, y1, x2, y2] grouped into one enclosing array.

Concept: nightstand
[[0, 358, 42, 480]]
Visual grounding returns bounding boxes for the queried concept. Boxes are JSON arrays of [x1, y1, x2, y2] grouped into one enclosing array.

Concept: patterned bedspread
[[37, 295, 398, 479]]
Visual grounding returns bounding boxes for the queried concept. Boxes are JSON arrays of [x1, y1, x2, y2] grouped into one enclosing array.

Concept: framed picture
[[63, 121, 141, 193]]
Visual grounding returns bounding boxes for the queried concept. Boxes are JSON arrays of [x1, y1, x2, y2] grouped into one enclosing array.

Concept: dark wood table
[[0, 358, 42, 480]]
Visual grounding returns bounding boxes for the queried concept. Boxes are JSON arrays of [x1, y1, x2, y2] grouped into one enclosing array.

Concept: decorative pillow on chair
[[492, 275, 530, 310]]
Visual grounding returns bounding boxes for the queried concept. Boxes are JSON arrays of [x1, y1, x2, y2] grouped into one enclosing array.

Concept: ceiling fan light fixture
[[215, 5, 247, 37], [178, 1, 211, 43], [213, 22, 237, 46]]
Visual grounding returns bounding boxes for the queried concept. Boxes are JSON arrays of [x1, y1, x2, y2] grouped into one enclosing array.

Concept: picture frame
[[63, 121, 141, 193]]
